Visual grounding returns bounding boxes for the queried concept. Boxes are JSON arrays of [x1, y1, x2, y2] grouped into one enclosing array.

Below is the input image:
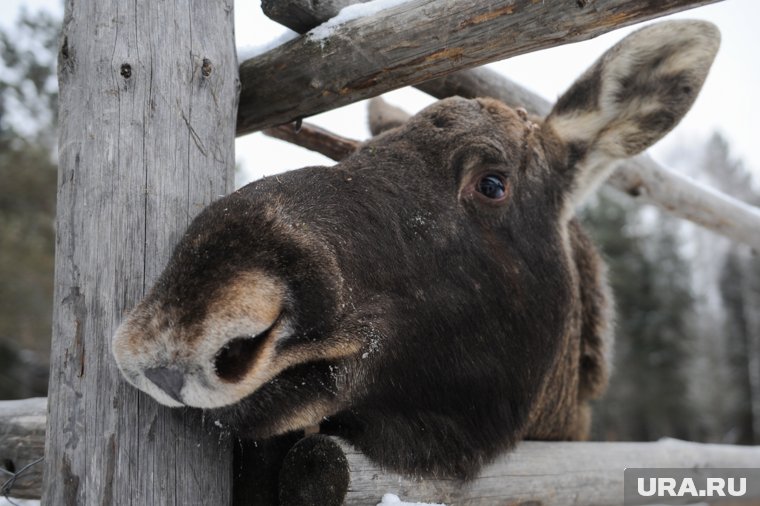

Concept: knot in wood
[[202, 58, 213, 77]]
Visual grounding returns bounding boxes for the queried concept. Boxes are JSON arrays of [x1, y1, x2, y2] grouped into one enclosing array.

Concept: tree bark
[[238, 0, 721, 134], [44, 0, 238, 504]]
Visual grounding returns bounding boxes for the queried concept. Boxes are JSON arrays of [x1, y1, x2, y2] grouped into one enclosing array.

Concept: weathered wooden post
[[43, 0, 238, 503]]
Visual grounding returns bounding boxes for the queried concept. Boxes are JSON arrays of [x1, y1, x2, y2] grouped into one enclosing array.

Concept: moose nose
[[144, 366, 185, 403]]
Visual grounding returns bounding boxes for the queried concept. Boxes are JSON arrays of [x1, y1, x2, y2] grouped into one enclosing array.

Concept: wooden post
[[44, 0, 238, 504]]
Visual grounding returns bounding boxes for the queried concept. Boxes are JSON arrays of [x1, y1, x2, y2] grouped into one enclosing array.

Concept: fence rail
[[3, 398, 760, 505], [236, 0, 721, 134]]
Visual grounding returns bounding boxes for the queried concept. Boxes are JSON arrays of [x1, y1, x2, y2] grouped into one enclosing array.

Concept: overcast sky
[[4, 0, 758, 188]]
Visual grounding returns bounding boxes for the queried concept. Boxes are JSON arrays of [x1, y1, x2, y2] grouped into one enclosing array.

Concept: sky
[[3, 0, 759, 189]]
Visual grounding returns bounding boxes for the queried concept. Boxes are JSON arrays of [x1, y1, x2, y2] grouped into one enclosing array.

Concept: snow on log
[[237, 0, 721, 134]]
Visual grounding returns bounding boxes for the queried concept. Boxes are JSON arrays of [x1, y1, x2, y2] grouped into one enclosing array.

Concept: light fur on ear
[[368, 96, 412, 136], [545, 20, 720, 207]]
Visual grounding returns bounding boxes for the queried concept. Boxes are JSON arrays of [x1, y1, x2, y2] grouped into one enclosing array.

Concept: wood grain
[[44, 0, 238, 504]]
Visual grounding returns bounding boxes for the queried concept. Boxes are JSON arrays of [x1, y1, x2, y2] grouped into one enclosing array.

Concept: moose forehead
[[402, 97, 543, 160]]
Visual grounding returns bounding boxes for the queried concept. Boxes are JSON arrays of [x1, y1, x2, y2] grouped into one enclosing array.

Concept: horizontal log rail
[[236, 0, 721, 134], [3, 398, 760, 504]]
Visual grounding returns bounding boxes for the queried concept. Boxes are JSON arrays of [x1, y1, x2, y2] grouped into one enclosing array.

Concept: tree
[[0, 9, 60, 398], [583, 190, 696, 441]]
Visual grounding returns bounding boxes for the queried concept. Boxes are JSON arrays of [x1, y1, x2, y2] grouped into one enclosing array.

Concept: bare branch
[[238, 0, 721, 134], [264, 122, 360, 161]]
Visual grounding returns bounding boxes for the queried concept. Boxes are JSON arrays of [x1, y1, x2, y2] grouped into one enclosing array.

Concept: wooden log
[[237, 0, 722, 134], [46, 0, 237, 504], [264, 122, 361, 161], [0, 398, 46, 499], [6, 400, 760, 504], [337, 438, 760, 505], [277, 435, 760, 506]]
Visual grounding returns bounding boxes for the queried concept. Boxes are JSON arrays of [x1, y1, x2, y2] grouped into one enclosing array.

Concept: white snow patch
[[308, 0, 414, 41], [377, 493, 445, 506], [0, 499, 40, 506], [237, 28, 299, 60]]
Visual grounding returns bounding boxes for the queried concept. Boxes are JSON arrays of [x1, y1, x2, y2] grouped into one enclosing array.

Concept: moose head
[[113, 20, 719, 478]]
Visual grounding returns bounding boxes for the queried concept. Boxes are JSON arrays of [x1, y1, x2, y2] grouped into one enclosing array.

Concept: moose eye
[[214, 336, 262, 382], [476, 174, 507, 200]]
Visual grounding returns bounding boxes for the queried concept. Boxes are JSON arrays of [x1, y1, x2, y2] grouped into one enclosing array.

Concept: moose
[[113, 20, 719, 479]]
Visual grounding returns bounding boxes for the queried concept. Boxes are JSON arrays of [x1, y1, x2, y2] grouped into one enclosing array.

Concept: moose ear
[[544, 20, 720, 207], [368, 96, 412, 136]]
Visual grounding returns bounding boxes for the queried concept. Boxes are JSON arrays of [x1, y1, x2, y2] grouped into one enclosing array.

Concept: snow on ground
[[377, 493, 446, 506]]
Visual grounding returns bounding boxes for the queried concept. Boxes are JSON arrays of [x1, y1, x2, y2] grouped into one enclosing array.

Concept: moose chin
[[113, 20, 719, 479]]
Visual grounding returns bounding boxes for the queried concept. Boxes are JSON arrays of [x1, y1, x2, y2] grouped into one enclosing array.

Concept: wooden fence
[[13, 0, 760, 504], [4, 398, 760, 504]]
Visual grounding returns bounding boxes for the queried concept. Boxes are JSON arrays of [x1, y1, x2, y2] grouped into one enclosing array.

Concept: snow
[[377, 493, 446, 506], [308, 0, 414, 41], [237, 28, 299, 60], [0, 499, 40, 506]]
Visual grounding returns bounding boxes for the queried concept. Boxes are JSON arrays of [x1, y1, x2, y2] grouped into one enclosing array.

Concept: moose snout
[[145, 366, 185, 403]]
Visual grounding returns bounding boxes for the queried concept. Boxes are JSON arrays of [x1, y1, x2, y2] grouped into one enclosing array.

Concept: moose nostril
[[214, 337, 262, 383], [144, 366, 185, 403]]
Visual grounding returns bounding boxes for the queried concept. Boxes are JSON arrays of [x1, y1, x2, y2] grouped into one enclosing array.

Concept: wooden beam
[[336, 438, 760, 505], [264, 122, 361, 160], [8, 400, 760, 504], [237, 0, 721, 134], [45, 0, 237, 503]]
